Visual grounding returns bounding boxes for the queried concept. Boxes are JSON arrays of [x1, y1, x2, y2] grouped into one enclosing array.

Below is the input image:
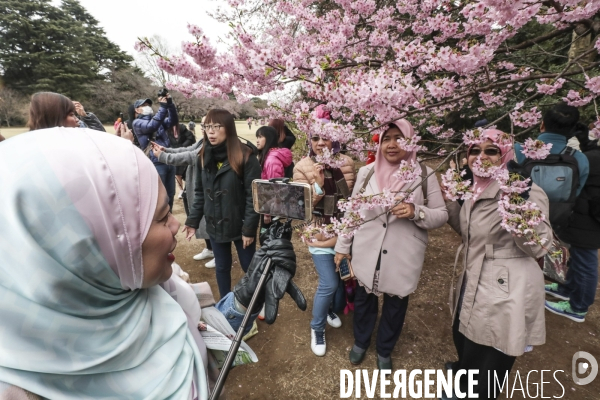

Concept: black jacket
[[169, 124, 196, 149], [185, 143, 261, 242], [561, 144, 600, 249]]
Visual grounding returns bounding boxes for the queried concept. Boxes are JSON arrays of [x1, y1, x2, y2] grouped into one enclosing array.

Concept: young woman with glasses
[[182, 109, 261, 299]]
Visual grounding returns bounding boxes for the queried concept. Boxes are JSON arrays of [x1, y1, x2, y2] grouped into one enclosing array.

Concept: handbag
[[537, 233, 570, 284]]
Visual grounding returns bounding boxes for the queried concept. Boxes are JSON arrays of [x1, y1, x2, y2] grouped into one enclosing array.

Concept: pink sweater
[[261, 148, 293, 179]]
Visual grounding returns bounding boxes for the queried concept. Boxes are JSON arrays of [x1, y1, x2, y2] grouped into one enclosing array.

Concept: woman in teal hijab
[[0, 127, 208, 399]]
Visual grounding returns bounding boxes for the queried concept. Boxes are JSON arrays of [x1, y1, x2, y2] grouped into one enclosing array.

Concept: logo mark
[[572, 351, 598, 385]]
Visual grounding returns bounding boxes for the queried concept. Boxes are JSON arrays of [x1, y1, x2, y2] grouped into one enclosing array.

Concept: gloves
[[259, 218, 293, 245], [233, 237, 306, 324]]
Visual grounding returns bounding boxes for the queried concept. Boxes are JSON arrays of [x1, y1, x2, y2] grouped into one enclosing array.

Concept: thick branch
[[496, 26, 574, 54]]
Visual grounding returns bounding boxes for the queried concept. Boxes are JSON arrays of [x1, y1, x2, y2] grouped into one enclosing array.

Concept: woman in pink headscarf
[[334, 120, 448, 370], [443, 129, 552, 399]]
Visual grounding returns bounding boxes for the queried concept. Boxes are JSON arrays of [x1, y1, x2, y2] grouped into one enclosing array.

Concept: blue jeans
[[210, 237, 256, 299], [557, 246, 599, 313], [216, 292, 259, 336], [310, 253, 345, 331], [155, 163, 176, 210]]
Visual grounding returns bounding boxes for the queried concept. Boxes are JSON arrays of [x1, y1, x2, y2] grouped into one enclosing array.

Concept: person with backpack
[[545, 126, 600, 322], [514, 103, 589, 235], [334, 120, 447, 371], [182, 109, 261, 298]]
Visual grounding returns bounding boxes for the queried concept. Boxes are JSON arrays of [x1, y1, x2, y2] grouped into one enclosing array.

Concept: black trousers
[[353, 285, 409, 358], [452, 312, 516, 399]]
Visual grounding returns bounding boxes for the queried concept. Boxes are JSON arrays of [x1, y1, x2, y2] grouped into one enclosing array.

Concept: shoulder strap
[[420, 162, 428, 205], [561, 146, 576, 156], [359, 167, 375, 194]]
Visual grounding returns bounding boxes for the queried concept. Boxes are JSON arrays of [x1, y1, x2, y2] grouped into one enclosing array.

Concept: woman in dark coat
[[183, 109, 261, 298]]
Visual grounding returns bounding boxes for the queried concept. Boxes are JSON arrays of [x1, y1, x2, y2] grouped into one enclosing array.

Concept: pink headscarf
[[37, 127, 208, 369], [41, 128, 158, 290], [374, 119, 418, 193], [468, 128, 514, 193]]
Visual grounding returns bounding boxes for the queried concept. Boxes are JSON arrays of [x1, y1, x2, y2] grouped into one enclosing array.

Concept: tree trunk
[[567, 29, 594, 65]]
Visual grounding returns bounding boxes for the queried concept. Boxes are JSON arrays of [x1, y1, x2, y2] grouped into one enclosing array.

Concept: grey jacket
[[158, 140, 209, 239]]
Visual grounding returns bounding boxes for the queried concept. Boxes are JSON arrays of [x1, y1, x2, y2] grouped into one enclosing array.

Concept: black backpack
[[521, 146, 579, 234]]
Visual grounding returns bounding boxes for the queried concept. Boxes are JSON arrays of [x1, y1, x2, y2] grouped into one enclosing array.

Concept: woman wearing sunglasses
[[293, 106, 356, 357], [182, 109, 261, 299], [443, 129, 552, 399]]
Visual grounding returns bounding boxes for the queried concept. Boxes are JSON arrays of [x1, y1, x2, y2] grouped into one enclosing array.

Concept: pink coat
[[261, 148, 293, 180]]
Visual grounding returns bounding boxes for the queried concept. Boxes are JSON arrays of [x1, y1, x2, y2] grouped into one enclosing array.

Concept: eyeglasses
[[202, 124, 223, 131], [469, 147, 501, 157]]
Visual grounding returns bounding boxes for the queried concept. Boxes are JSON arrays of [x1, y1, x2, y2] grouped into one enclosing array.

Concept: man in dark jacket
[[545, 127, 600, 322], [132, 95, 179, 210]]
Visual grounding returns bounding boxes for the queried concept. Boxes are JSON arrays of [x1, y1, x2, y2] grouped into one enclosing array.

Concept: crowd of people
[[0, 91, 598, 400]]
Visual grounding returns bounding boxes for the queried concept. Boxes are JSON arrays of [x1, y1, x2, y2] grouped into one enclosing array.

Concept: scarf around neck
[[202, 140, 229, 171]]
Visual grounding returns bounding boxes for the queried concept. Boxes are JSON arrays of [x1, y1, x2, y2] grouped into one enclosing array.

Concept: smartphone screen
[[252, 180, 311, 221], [339, 258, 351, 279]]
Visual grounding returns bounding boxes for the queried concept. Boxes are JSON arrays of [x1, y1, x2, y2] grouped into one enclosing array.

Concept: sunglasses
[[469, 147, 501, 157]]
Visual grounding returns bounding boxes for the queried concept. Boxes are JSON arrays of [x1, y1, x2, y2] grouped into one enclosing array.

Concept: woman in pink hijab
[[0, 128, 303, 399], [335, 120, 448, 370], [443, 129, 552, 399]]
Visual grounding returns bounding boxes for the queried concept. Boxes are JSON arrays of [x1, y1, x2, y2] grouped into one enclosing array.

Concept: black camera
[[157, 88, 169, 97]]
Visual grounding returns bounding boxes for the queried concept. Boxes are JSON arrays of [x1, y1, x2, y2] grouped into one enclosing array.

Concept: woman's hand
[[313, 163, 325, 188], [242, 235, 255, 249], [391, 201, 415, 219], [152, 142, 163, 158], [182, 226, 196, 241], [73, 101, 86, 117], [264, 214, 271, 224], [334, 252, 351, 271], [151, 141, 165, 151], [117, 123, 134, 143]]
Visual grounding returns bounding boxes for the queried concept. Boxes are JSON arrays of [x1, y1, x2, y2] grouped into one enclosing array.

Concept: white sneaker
[[193, 249, 214, 261], [311, 328, 326, 357], [327, 312, 342, 328], [205, 259, 216, 268]]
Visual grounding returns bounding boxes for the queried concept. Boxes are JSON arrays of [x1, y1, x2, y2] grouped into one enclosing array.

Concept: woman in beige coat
[[293, 108, 355, 357], [334, 120, 447, 370], [444, 129, 552, 399]]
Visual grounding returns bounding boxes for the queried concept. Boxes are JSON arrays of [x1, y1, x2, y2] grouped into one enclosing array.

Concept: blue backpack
[[521, 146, 579, 234]]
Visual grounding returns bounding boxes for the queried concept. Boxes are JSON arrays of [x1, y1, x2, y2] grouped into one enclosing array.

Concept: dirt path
[[170, 199, 600, 399]]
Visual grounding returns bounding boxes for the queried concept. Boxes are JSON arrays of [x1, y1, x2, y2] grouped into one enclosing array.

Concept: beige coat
[[447, 181, 552, 356], [293, 155, 356, 204], [335, 164, 448, 297]]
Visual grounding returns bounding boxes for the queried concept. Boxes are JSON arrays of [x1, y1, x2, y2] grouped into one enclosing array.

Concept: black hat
[[134, 98, 153, 108]]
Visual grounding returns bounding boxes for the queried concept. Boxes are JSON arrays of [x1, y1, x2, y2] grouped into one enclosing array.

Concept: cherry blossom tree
[[137, 0, 600, 244]]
